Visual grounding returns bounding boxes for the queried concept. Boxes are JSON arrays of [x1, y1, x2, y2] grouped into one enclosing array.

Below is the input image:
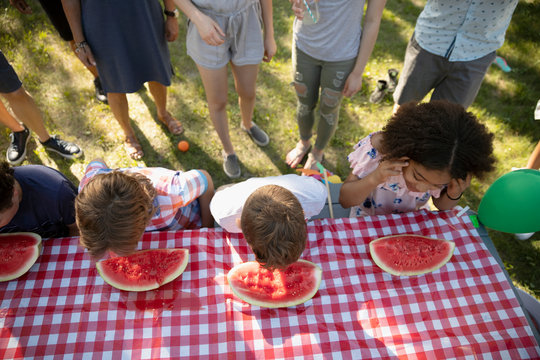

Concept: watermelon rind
[[96, 248, 189, 292], [227, 259, 322, 308], [0, 232, 42, 282], [369, 234, 455, 276]]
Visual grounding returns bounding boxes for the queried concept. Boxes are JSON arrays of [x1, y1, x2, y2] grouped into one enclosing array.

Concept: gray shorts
[[0, 51, 22, 94], [186, 2, 264, 69], [393, 35, 496, 109]]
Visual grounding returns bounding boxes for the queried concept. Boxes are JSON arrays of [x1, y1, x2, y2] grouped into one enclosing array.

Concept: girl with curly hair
[[339, 100, 496, 217]]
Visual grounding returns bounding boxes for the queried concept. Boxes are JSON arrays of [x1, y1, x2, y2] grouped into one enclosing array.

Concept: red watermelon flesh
[[0, 232, 42, 282], [227, 260, 322, 308], [96, 248, 189, 291], [369, 234, 455, 276]]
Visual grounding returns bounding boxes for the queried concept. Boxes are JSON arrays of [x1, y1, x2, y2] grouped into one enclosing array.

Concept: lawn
[[1, 0, 539, 298]]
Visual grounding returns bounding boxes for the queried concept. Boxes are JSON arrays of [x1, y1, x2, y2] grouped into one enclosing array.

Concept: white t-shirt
[[210, 175, 328, 233]]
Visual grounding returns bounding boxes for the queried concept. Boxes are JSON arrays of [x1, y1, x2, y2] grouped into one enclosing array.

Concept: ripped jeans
[[292, 46, 356, 150]]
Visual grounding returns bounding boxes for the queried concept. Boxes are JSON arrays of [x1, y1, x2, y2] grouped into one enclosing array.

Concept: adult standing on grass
[[0, 50, 83, 165], [286, 0, 386, 171], [392, 0, 518, 113], [174, 0, 277, 179], [61, 0, 184, 160]]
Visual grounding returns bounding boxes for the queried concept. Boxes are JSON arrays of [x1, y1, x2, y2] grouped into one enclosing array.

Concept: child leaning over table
[[339, 100, 496, 217], [0, 161, 78, 238], [75, 159, 214, 259], [210, 174, 327, 269]]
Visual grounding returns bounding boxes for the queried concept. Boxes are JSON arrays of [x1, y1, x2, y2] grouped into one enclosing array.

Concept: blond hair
[[241, 185, 307, 270], [75, 171, 156, 258]]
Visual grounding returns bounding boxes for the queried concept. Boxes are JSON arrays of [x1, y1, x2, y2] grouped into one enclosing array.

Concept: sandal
[[158, 111, 184, 135], [286, 141, 311, 168], [304, 152, 323, 172], [124, 135, 144, 160]]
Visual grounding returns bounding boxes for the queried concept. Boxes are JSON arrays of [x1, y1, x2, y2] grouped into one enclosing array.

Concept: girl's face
[[402, 160, 452, 193]]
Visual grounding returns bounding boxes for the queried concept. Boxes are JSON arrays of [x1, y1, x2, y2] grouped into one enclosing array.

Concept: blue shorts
[[0, 51, 22, 94]]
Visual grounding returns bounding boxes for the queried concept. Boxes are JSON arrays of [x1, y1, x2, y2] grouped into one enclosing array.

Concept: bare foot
[[124, 135, 144, 160], [303, 152, 323, 172], [286, 141, 311, 168], [158, 111, 184, 135]]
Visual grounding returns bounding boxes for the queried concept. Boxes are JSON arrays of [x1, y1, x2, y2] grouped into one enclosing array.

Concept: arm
[[432, 175, 471, 211], [197, 170, 215, 228], [339, 157, 409, 208], [61, 0, 97, 67], [164, 0, 179, 42], [173, 0, 225, 46], [260, 0, 276, 62], [342, 0, 386, 98]]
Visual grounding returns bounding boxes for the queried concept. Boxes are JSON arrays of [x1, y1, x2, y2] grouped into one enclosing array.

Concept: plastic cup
[[302, 0, 319, 25]]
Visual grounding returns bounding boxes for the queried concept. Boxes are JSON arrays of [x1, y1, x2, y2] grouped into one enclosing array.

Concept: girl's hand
[[371, 157, 409, 184], [446, 174, 472, 199], [263, 35, 277, 62], [343, 71, 363, 98], [75, 43, 97, 68], [290, 0, 304, 19], [194, 14, 225, 46], [165, 17, 179, 42]]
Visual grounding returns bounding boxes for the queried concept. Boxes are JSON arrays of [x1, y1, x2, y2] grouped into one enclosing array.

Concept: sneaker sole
[[45, 147, 84, 160], [6, 132, 30, 166], [223, 164, 241, 178]]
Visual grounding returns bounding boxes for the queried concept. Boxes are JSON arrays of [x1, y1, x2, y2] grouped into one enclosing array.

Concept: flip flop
[[158, 111, 184, 135], [286, 142, 311, 168], [304, 152, 323, 172], [124, 135, 144, 160]]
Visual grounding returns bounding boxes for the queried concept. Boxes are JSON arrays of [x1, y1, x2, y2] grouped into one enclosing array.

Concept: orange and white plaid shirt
[[79, 161, 208, 230]]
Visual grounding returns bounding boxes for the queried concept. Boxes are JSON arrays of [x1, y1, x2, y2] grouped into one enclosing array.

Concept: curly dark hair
[[380, 101, 495, 180], [0, 162, 15, 211], [241, 185, 307, 270]]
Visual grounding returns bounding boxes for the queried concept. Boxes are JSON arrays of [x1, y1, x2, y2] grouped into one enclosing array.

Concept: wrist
[[74, 40, 87, 54], [164, 8, 178, 17], [444, 189, 463, 201]]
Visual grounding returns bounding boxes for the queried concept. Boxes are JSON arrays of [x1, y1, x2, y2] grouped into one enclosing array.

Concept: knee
[[320, 87, 342, 108], [3, 87, 31, 104]]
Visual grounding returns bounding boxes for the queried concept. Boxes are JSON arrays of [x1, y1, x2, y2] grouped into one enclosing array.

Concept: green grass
[[1, 1, 539, 297]]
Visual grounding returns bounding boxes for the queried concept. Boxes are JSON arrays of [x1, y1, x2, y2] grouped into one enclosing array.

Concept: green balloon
[[478, 169, 540, 234]]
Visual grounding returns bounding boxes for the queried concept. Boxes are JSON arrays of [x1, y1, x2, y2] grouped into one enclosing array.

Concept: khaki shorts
[[186, 2, 264, 69], [393, 35, 496, 109]]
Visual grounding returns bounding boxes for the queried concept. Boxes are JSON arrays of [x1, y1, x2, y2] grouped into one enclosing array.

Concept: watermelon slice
[[96, 248, 189, 291], [227, 259, 322, 308], [369, 234, 455, 276], [0, 232, 42, 282]]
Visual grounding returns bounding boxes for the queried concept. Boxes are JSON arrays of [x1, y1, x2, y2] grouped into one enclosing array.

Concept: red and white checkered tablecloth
[[1, 210, 539, 359]]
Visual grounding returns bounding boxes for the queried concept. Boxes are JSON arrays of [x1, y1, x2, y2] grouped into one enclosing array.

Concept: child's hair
[[240, 185, 307, 270], [380, 100, 495, 180], [0, 162, 15, 212], [75, 171, 157, 259]]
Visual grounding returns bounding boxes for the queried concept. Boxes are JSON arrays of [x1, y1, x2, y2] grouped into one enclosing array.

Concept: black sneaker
[[241, 123, 269, 147], [223, 151, 241, 178], [386, 68, 399, 93], [369, 80, 389, 104], [6, 126, 30, 165], [94, 77, 108, 104], [41, 135, 83, 159]]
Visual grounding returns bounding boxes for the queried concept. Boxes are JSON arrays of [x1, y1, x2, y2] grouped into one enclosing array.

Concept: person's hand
[[290, 0, 305, 20], [165, 17, 179, 42], [370, 157, 409, 185], [263, 35, 277, 62], [342, 71, 363, 98], [74, 42, 97, 68], [194, 13, 225, 46], [9, 0, 31, 14], [446, 174, 472, 200]]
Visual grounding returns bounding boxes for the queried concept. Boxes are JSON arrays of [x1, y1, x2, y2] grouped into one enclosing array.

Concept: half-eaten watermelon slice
[[96, 248, 189, 291], [227, 259, 322, 308], [0, 232, 42, 282], [369, 234, 455, 276]]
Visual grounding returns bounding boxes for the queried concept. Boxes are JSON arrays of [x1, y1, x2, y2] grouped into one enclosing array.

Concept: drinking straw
[[456, 205, 470, 218], [316, 162, 334, 219], [302, 0, 317, 24]]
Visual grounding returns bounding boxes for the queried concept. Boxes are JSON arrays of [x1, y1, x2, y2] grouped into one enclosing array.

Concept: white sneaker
[[515, 232, 535, 240]]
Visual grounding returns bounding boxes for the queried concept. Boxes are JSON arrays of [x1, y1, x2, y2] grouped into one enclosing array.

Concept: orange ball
[[177, 140, 189, 152]]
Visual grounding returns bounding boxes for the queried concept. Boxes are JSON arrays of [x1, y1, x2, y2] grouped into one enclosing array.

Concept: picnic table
[[1, 209, 539, 359]]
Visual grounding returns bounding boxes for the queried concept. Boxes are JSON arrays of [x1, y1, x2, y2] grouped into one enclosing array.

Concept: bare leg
[[1, 87, 50, 142], [526, 141, 540, 169], [107, 92, 143, 159], [0, 100, 25, 132], [196, 64, 234, 155], [147, 81, 183, 134], [230, 63, 259, 129]]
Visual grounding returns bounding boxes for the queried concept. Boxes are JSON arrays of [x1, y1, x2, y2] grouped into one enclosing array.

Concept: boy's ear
[[235, 217, 241, 228]]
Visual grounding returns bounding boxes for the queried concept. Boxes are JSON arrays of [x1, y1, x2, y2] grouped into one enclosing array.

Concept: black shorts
[[0, 51, 22, 93], [38, 0, 73, 42]]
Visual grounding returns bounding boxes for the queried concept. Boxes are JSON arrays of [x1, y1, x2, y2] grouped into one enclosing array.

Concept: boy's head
[[75, 171, 156, 259], [0, 162, 19, 227], [240, 185, 307, 270]]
